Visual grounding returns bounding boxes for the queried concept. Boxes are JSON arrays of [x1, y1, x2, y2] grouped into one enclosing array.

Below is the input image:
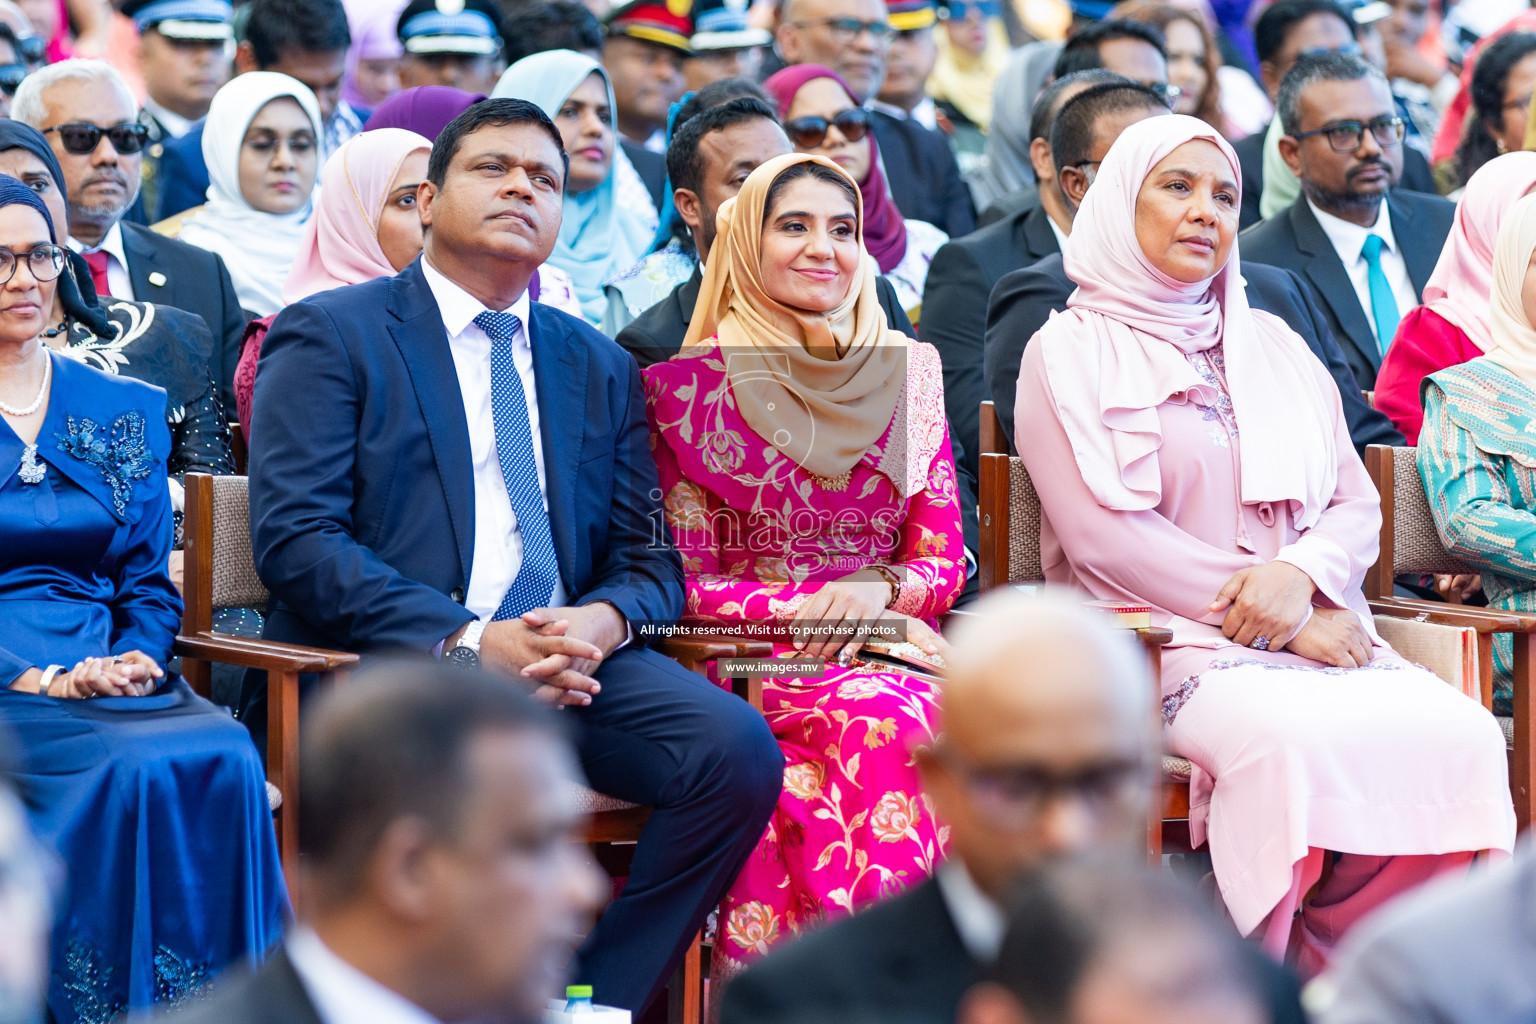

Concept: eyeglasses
[[783, 108, 872, 148], [933, 743, 1148, 831], [41, 122, 150, 156], [0, 63, 24, 96], [0, 244, 66, 285], [1292, 115, 1405, 152], [786, 16, 894, 42], [1150, 81, 1183, 107]]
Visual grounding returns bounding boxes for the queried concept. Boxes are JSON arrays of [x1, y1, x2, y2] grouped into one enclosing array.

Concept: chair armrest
[[656, 635, 774, 670], [175, 632, 360, 674], [1367, 598, 1532, 633], [1135, 626, 1174, 647]]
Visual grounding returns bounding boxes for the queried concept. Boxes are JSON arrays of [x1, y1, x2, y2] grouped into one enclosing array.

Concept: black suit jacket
[[869, 110, 976, 238], [121, 221, 251, 415], [720, 878, 978, 1024], [984, 252, 1404, 455], [1234, 126, 1439, 230], [922, 199, 1060, 485], [1239, 190, 1455, 389], [621, 138, 667, 213], [172, 948, 322, 1024]]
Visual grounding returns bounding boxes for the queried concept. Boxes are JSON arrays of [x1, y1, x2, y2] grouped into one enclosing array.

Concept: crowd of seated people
[[5, 0, 1536, 1021]]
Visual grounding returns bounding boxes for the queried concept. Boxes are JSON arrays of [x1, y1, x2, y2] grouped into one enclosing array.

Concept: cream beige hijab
[[1484, 192, 1536, 385], [682, 153, 911, 483]]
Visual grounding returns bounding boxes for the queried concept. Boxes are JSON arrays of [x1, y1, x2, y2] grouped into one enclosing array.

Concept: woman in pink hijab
[[1015, 114, 1514, 975], [1375, 152, 1536, 444], [232, 128, 431, 438]]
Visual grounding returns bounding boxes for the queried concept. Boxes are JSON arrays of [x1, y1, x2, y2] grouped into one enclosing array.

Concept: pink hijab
[[764, 65, 909, 275], [1035, 114, 1337, 531], [1421, 152, 1536, 353], [283, 128, 432, 305]]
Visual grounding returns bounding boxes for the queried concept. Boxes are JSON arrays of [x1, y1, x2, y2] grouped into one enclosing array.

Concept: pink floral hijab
[[1421, 152, 1536, 353], [1033, 114, 1339, 531]]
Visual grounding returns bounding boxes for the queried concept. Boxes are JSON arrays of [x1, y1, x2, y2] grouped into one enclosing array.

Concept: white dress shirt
[[934, 860, 1005, 962], [142, 97, 194, 139], [1306, 197, 1418, 346], [1046, 213, 1068, 254], [286, 928, 443, 1024], [422, 257, 566, 623], [68, 222, 134, 301], [867, 96, 939, 131]]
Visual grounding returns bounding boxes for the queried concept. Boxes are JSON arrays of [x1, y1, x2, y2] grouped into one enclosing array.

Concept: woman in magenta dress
[[642, 153, 965, 980], [1014, 115, 1514, 975], [1375, 152, 1536, 443]]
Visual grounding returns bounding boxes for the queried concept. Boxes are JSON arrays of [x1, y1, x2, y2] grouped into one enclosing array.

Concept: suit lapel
[[386, 262, 475, 583], [677, 266, 703, 329], [530, 306, 586, 590], [1390, 192, 1437, 295], [1018, 204, 1060, 263], [119, 223, 166, 302], [1290, 201, 1382, 376]]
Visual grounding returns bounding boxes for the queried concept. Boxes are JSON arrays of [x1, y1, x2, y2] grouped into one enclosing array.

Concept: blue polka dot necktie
[[474, 311, 561, 620], [1361, 234, 1401, 357]]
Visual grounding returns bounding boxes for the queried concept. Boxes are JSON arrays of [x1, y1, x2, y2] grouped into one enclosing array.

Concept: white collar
[[1045, 211, 1069, 253], [286, 928, 443, 1024], [1306, 196, 1397, 262], [68, 221, 127, 266], [421, 256, 532, 340], [142, 98, 194, 139], [935, 860, 1006, 962], [866, 96, 937, 128]]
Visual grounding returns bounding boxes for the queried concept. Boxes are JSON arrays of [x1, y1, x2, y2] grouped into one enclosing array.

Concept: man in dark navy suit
[[248, 98, 781, 1016]]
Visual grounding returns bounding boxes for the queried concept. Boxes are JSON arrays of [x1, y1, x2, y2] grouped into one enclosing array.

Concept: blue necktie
[[473, 311, 561, 620], [1361, 234, 1401, 356]]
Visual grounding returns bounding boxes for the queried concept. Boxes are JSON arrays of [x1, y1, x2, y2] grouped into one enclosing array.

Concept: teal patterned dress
[[1420, 358, 1536, 714]]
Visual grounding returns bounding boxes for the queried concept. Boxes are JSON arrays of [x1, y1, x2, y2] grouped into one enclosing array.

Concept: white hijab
[[178, 72, 323, 316]]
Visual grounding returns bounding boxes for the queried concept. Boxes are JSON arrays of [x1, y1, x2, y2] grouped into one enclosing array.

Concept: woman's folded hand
[[1285, 608, 1374, 668], [793, 571, 893, 662], [58, 652, 165, 699], [1209, 561, 1317, 650]]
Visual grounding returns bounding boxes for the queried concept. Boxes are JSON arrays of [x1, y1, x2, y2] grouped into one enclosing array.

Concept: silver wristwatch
[[445, 618, 487, 667]]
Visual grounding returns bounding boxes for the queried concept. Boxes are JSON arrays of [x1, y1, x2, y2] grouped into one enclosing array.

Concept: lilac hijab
[[363, 86, 485, 140]]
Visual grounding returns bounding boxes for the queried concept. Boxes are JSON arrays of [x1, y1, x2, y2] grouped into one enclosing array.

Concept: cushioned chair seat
[[573, 786, 642, 814], [1163, 755, 1193, 779]]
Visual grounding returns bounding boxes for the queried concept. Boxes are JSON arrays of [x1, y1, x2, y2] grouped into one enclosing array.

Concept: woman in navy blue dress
[[0, 176, 286, 1023]]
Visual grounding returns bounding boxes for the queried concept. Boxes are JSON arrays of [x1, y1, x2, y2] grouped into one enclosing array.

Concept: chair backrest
[[182, 473, 269, 636], [1363, 445, 1479, 599], [979, 400, 1007, 457], [979, 452, 1044, 589]]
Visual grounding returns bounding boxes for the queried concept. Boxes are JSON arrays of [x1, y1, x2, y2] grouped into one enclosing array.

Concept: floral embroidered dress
[[1420, 359, 1536, 715], [643, 337, 965, 977], [1018, 336, 1516, 961]]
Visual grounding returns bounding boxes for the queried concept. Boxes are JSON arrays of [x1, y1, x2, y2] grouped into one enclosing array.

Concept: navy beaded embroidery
[[55, 411, 156, 517]]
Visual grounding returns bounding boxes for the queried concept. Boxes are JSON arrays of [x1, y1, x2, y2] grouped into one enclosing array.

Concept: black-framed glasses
[[783, 108, 871, 148], [0, 63, 24, 95], [1292, 115, 1405, 152], [786, 16, 894, 41], [0, 245, 66, 285], [41, 122, 150, 155]]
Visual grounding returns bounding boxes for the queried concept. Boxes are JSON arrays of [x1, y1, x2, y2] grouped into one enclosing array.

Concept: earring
[[1498, 137, 1509, 154]]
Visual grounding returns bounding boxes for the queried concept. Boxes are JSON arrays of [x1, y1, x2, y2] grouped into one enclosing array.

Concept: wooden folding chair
[[979, 399, 1007, 458], [976, 452, 1185, 856], [1363, 446, 1535, 828]]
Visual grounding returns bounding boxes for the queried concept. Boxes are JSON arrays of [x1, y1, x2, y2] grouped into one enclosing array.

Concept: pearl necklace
[[0, 350, 50, 417]]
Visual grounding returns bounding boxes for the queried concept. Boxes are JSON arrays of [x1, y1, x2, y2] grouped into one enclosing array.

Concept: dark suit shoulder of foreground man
[[719, 590, 1307, 1024], [984, 252, 1404, 454]]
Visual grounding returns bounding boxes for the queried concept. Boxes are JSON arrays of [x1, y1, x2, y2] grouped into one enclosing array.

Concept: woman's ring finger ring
[[1250, 636, 1270, 651]]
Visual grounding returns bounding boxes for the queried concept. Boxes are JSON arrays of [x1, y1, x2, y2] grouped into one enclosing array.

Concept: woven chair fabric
[[1008, 458, 1043, 582], [211, 476, 269, 610], [571, 786, 641, 814], [1392, 447, 1477, 576], [1163, 755, 1193, 778]]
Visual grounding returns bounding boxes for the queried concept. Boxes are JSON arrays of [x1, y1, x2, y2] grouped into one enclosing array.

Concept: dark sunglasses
[[783, 108, 871, 148], [41, 122, 150, 155], [0, 63, 24, 96]]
